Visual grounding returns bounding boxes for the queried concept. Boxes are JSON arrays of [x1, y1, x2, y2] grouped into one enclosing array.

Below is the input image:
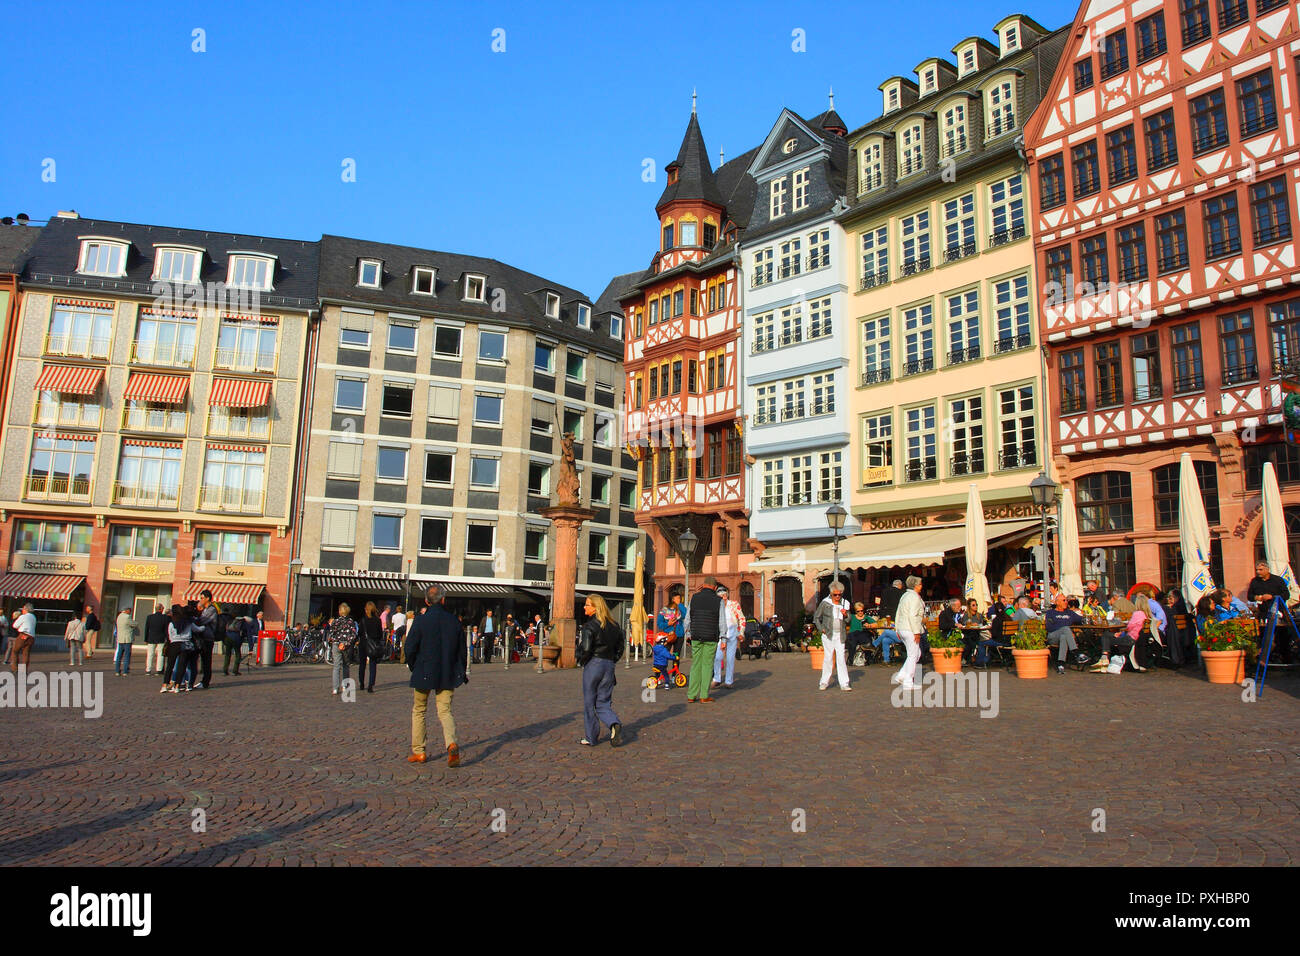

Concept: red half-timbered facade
[[614, 112, 760, 607], [1025, 0, 1300, 595]]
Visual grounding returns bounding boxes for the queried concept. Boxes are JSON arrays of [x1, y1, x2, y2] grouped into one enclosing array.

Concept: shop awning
[[836, 518, 1041, 570], [124, 372, 190, 404], [209, 377, 272, 408], [0, 573, 85, 600], [746, 542, 836, 571], [182, 581, 265, 605], [34, 365, 104, 395], [412, 580, 515, 597], [310, 570, 405, 593]]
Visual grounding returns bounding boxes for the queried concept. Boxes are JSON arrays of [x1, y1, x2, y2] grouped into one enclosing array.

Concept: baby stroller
[[741, 617, 767, 660]]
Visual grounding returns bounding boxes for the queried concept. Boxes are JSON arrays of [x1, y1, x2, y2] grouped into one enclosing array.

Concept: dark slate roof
[[0, 224, 40, 274], [20, 215, 319, 309], [656, 113, 724, 210], [809, 108, 847, 134], [595, 271, 642, 318], [318, 235, 620, 356]]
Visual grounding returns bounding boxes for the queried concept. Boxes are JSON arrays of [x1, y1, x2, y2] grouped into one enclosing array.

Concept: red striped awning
[[206, 442, 265, 454], [139, 308, 198, 321], [123, 438, 183, 449], [33, 365, 104, 395], [124, 372, 190, 404], [0, 573, 85, 600], [222, 313, 279, 325], [208, 377, 271, 408], [33, 431, 97, 443], [54, 298, 113, 311], [181, 581, 265, 606]]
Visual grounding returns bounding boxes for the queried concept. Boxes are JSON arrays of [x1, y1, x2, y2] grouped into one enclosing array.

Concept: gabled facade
[[1024, 0, 1300, 596]]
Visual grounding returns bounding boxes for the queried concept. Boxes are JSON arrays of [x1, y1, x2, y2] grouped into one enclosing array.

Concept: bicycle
[[284, 626, 327, 663]]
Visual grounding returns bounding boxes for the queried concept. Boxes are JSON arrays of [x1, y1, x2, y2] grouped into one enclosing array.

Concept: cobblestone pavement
[[2, 647, 1298, 866]]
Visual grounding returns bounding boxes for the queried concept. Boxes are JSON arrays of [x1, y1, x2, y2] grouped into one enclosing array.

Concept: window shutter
[[429, 385, 460, 420], [340, 313, 372, 332], [595, 357, 615, 387], [321, 508, 356, 548], [327, 440, 362, 477]]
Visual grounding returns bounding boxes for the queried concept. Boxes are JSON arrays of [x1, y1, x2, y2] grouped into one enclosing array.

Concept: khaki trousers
[[412, 688, 457, 754]]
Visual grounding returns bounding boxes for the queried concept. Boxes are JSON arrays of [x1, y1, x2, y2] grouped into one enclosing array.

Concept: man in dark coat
[[405, 583, 468, 768], [881, 580, 905, 621]]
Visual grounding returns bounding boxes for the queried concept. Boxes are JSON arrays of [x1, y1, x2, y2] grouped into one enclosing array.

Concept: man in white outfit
[[712, 584, 743, 689], [814, 580, 852, 691], [893, 575, 926, 690]]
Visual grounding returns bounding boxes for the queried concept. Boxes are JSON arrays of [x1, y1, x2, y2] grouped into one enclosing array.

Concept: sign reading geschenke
[[191, 561, 269, 585], [10, 553, 90, 575]]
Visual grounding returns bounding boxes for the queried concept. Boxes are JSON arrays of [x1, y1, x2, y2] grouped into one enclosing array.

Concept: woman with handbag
[[358, 601, 383, 694], [65, 607, 86, 666], [162, 604, 199, 693], [577, 594, 625, 748], [329, 603, 358, 696]]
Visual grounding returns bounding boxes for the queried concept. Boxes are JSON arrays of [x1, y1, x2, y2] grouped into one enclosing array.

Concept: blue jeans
[[582, 657, 620, 742], [114, 643, 132, 674], [872, 630, 900, 662], [713, 632, 737, 685], [975, 638, 1010, 666]]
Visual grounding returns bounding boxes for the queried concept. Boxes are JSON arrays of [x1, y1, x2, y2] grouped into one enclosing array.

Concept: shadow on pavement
[[0, 759, 81, 785], [159, 800, 368, 866], [461, 710, 583, 766], [0, 796, 170, 865]]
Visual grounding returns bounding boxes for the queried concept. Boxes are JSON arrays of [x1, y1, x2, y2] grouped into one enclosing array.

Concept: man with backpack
[[223, 609, 247, 676]]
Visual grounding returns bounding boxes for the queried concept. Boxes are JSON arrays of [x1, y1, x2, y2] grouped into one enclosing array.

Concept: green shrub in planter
[[805, 631, 823, 649], [1199, 617, 1256, 652], [1011, 619, 1046, 650], [925, 624, 963, 648]]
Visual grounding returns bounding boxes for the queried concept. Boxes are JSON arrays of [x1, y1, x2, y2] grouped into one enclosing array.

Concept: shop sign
[[862, 465, 893, 485], [10, 553, 89, 575], [865, 500, 1039, 531], [192, 561, 269, 585], [107, 558, 173, 582]]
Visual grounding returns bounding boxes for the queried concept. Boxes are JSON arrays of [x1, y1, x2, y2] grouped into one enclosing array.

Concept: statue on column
[[556, 431, 581, 505]]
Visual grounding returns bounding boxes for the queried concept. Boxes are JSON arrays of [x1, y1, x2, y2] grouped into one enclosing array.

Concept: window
[[778, 305, 802, 347], [941, 104, 967, 156], [618, 536, 637, 571], [591, 473, 610, 504], [1191, 89, 1229, 153], [340, 324, 370, 350], [887, 86, 899, 111], [1002, 25, 1019, 52], [34, 387, 101, 430], [987, 81, 1015, 137], [525, 527, 548, 562], [997, 385, 1036, 469], [671, 359, 683, 394], [994, 275, 1031, 352], [904, 405, 937, 481], [526, 461, 552, 497], [1181, 0, 1212, 45], [770, 179, 788, 218], [372, 514, 402, 552], [79, 239, 128, 277], [1271, 299, 1300, 373], [1076, 472, 1134, 533], [921, 68, 936, 94], [1100, 30, 1129, 79], [327, 439, 362, 478], [1074, 59, 1094, 92], [860, 226, 889, 287], [153, 247, 200, 283], [376, 446, 407, 481], [566, 351, 586, 381], [16, 520, 92, 556], [215, 318, 277, 372], [334, 376, 366, 412], [118, 525, 181, 559], [1154, 460, 1221, 528], [943, 193, 977, 261], [1171, 322, 1204, 393], [989, 175, 1024, 244], [961, 47, 976, 75], [577, 304, 591, 329], [227, 255, 273, 290], [680, 221, 697, 247], [808, 297, 832, 340], [473, 392, 503, 425], [648, 300, 658, 326], [133, 309, 197, 366], [900, 210, 930, 273], [1219, 0, 1249, 27], [1039, 154, 1066, 209], [1156, 209, 1189, 272], [859, 141, 883, 192], [207, 403, 269, 441], [1080, 235, 1110, 286], [899, 123, 924, 177], [1045, 244, 1072, 290], [1132, 332, 1163, 401], [428, 385, 459, 421], [1136, 13, 1167, 61], [594, 414, 613, 447], [779, 237, 802, 279], [47, 301, 112, 360], [782, 379, 805, 420], [902, 302, 934, 375], [1250, 176, 1291, 245], [535, 341, 555, 373], [1145, 109, 1178, 171], [620, 479, 635, 510], [755, 384, 778, 425], [862, 412, 893, 486], [470, 455, 499, 489], [946, 289, 980, 364], [1060, 348, 1086, 413], [1203, 193, 1242, 259], [1116, 223, 1148, 282], [121, 399, 184, 434], [419, 517, 449, 554], [385, 321, 416, 354], [860, 315, 892, 385], [807, 229, 830, 270], [476, 329, 506, 363], [662, 222, 674, 251], [412, 266, 435, 295], [321, 508, 357, 550], [760, 460, 783, 508], [1095, 342, 1123, 407], [425, 451, 454, 485], [1106, 126, 1137, 185], [381, 383, 412, 418], [563, 408, 584, 441], [27, 435, 95, 501], [465, 523, 496, 557], [610, 313, 624, 339], [358, 259, 382, 288], [1236, 71, 1277, 138], [753, 310, 776, 353], [1086, 545, 1137, 597], [1220, 311, 1258, 384], [433, 325, 462, 358], [788, 455, 813, 506], [531, 397, 555, 434], [199, 445, 265, 513], [792, 167, 810, 211], [948, 396, 985, 475], [1072, 140, 1100, 197], [465, 275, 486, 302], [1245, 442, 1300, 489], [810, 372, 835, 416]]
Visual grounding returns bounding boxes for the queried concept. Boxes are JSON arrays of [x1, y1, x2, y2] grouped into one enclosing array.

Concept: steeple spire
[[829, 86, 835, 110], [656, 112, 723, 211], [692, 88, 697, 114]]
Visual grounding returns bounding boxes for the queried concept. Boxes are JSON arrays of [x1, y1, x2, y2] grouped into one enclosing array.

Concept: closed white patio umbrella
[[1261, 461, 1300, 602], [964, 483, 991, 609], [1179, 452, 1216, 609], [1059, 486, 1084, 598]]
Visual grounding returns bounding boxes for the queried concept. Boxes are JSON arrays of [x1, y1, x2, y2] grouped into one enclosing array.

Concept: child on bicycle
[[651, 635, 673, 689]]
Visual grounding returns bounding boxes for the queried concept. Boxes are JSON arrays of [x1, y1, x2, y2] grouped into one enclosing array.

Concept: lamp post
[[1029, 471, 1059, 609], [677, 529, 698, 650], [287, 558, 303, 627], [825, 503, 848, 595]]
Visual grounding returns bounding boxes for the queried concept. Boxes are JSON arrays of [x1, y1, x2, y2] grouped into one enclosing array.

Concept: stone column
[[539, 503, 596, 668]]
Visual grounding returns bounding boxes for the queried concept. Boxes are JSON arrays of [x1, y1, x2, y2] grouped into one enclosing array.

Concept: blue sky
[[3, 0, 1079, 298]]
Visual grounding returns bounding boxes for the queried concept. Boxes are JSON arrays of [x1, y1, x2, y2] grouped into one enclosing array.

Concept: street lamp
[[825, 503, 848, 596], [287, 558, 303, 625], [677, 528, 698, 663], [1028, 471, 1059, 608]]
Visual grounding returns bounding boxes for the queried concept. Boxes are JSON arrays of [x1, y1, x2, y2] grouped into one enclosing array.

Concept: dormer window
[[900, 123, 925, 176], [667, 167, 679, 185], [412, 266, 435, 295], [783, 138, 798, 154], [770, 179, 789, 219], [921, 68, 936, 94], [358, 259, 382, 288], [153, 245, 201, 283], [78, 239, 128, 277], [886, 85, 900, 112], [680, 221, 697, 246], [464, 275, 486, 302], [860, 141, 884, 192], [960, 46, 976, 76], [1002, 26, 1019, 55], [546, 293, 560, 318], [986, 80, 1017, 138], [577, 304, 591, 329], [227, 254, 274, 290], [703, 223, 717, 247]]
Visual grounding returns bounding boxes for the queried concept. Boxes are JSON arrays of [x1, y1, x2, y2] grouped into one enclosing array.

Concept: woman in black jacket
[[359, 601, 383, 693], [578, 594, 625, 748]]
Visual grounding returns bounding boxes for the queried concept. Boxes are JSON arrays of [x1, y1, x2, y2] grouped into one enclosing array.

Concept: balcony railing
[[1182, 20, 1211, 46], [778, 264, 802, 280], [994, 332, 1032, 354], [782, 402, 805, 422], [1158, 250, 1189, 273], [860, 268, 889, 290], [1193, 126, 1230, 154], [1206, 237, 1242, 260], [1096, 387, 1125, 408], [1148, 146, 1177, 171], [989, 224, 1027, 247], [1242, 113, 1278, 138], [1118, 263, 1148, 283], [777, 329, 804, 348], [1173, 372, 1205, 395], [1222, 362, 1259, 386], [948, 345, 981, 366], [1100, 55, 1129, 79], [787, 491, 813, 507], [900, 255, 932, 277], [943, 134, 968, 157], [1075, 175, 1100, 198], [1136, 39, 1166, 62], [206, 418, 271, 442], [213, 348, 276, 373], [998, 446, 1037, 470], [198, 484, 266, 514], [131, 341, 196, 368], [1041, 187, 1066, 209], [860, 365, 891, 387], [949, 453, 986, 476], [112, 481, 179, 510], [902, 356, 935, 376], [1219, 0, 1248, 28], [1255, 222, 1291, 246], [944, 240, 977, 263], [752, 336, 776, 355], [807, 252, 830, 270], [1109, 162, 1138, 186], [817, 488, 841, 504], [34, 404, 102, 430], [122, 404, 186, 434], [1061, 393, 1087, 414], [750, 269, 774, 289], [809, 322, 832, 341], [753, 408, 778, 426], [761, 494, 783, 509], [807, 400, 835, 418], [1259, 0, 1287, 12], [25, 475, 92, 502], [1133, 382, 1163, 402], [44, 334, 110, 361], [904, 458, 937, 482]]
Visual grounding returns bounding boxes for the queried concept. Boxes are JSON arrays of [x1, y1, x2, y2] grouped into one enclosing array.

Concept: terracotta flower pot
[[1202, 649, 1245, 684], [809, 648, 824, 670], [930, 646, 963, 674], [1012, 648, 1050, 679]]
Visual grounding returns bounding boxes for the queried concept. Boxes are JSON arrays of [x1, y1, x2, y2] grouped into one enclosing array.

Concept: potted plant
[[1199, 618, 1254, 684], [925, 624, 964, 674], [1011, 619, 1049, 679], [806, 631, 824, 670]]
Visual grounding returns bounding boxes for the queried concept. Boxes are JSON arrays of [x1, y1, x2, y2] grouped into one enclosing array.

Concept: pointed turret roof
[[656, 113, 724, 211]]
